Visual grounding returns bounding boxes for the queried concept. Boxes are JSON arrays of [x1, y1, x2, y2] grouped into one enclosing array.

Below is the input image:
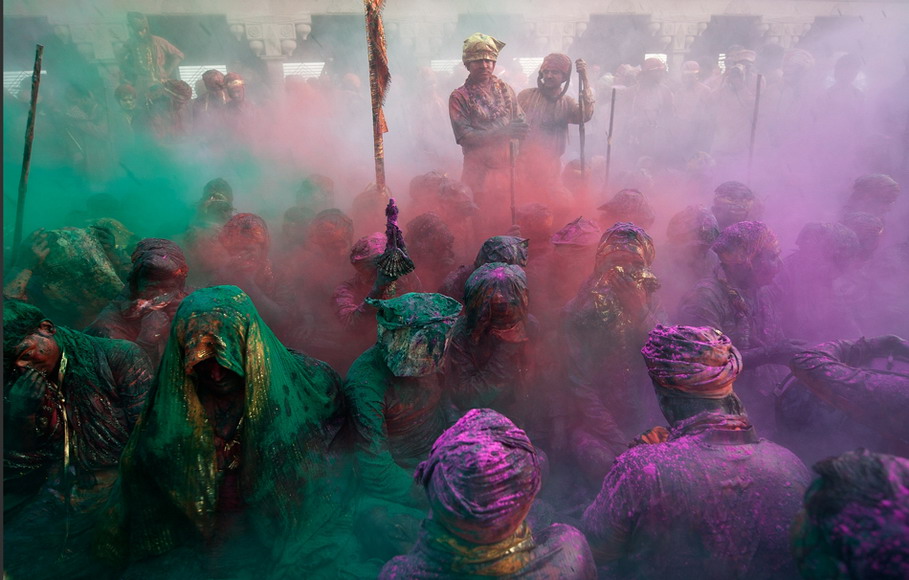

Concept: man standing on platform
[[449, 33, 528, 234], [518, 54, 595, 199]]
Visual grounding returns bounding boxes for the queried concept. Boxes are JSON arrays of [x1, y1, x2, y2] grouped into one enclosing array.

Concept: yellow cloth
[[462, 33, 505, 64]]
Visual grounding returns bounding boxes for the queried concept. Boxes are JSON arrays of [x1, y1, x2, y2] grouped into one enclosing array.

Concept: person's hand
[[137, 310, 172, 344], [19, 229, 49, 271], [507, 118, 530, 140], [5, 367, 48, 421], [576, 58, 588, 78], [768, 339, 809, 365], [871, 335, 909, 359], [608, 268, 649, 315]]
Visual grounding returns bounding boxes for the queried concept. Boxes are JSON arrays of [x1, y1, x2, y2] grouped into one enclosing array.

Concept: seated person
[[343, 293, 462, 559], [96, 286, 355, 579], [4, 300, 153, 580], [381, 408, 595, 579], [444, 263, 534, 422], [86, 238, 190, 366], [439, 235, 528, 302], [583, 324, 810, 580], [792, 449, 909, 580]]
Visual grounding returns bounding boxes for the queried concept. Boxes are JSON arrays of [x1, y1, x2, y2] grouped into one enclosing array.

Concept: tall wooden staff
[[13, 44, 45, 259], [747, 73, 764, 184], [364, 0, 390, 192], [603, 87, 617, 194], [578, 67, 587, 177]]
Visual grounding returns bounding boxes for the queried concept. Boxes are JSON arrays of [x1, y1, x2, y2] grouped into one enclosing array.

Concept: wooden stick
[[603, 87, 617, 194], [578, 70, 586, 177], [747, 73, 764, 185], [13, 44, 45, 259]]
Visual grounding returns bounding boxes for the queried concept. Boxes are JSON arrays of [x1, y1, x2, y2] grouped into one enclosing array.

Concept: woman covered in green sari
[[97, 285, 358, 579]]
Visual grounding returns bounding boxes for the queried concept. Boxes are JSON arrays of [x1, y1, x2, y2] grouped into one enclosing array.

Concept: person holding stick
[[517, 54, 595, 204], [449, 33, 528, 236]]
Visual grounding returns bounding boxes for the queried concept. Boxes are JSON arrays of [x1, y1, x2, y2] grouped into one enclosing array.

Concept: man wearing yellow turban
[[449, 33, 529, 235]]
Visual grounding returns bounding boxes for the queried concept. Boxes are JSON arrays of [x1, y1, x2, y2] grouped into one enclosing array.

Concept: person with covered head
[[381, 408, 596, 579], [842, 173, 901, 220], [405, 212, 457, 293], [132, 79, 194, 142], [516, 53, 595, 197], [4, 224, 131, 329], [711, 48, 762, 161], [657, 205, 721, 313], [117, 11, 184, 98], [333, 232, 422, 373], [627, 57, 675, 163], [449, 33, 529, 235], [183, 177, 235, 286], [560, 222, 663, 486], [439, 234, 529, 303], [711, 180, 762, 230], [86, 238, 190, 366], [792, 449, 909, 580], [597, 188, 656, 231], [95, 286, 356, 578], [444, 263, 533, 420], [4, 300, 153, 580], [582, 324, 810, 580], [343, 293, 462, 558], [678, 220, 805, 431], [775, 222, 862, 344]]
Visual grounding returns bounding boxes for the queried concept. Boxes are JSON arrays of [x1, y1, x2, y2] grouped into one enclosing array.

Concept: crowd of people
[[4, 17, 909, 580]]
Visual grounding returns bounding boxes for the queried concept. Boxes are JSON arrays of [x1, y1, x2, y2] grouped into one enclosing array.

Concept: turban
[[224, 73, 245, 88], [474, 236, 528, 269], [641, 324, 743, 399], [542, 53, 572, 75], [681, 60, 700, 75], [127, 12, 148, 28], [783, 48, 815, 71], [852, 173, 900, 202], [712, 221, 778, 264], [415, 408, 541, 544], [551, 217, 602, 247], [795, 222, 859, 264], [714, 181, 755, 202], [596, 222, 655, 269], [201, 69, 225, 91], [462, 33, 505, 65], [219, 213, 270, 252], [114, 84, 136, 99], [368, 292, 462, 377], [667, 205, 720, 247], [203, 177, 233, 203], [349, 232, 386, 266], [128, 238, 188, 293], [642, 57, 666, 72], [598, 189, 656, 230], [464, 263, 529, 343]]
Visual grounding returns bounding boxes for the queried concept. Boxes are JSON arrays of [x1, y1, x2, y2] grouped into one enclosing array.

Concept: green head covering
[[367, 292, 462, 377], [3, 300, 48, 374], [105, 286, 350, 569]]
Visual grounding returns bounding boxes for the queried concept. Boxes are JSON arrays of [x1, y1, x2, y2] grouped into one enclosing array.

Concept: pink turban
[[641, 325, 743, 399]]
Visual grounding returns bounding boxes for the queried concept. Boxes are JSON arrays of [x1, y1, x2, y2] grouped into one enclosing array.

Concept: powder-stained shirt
[[583, 411, 810, 580], [518, 87, 594, 158]]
